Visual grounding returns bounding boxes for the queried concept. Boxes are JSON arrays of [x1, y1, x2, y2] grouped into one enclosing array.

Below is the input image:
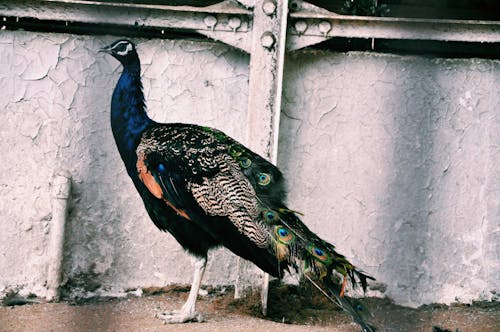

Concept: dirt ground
[[0, 283, 498, 332]]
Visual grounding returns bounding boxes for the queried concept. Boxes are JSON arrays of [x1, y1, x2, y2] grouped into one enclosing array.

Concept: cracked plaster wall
[[0, 31, 247, 299], [0, 30, 498, 307], [280, 51, 499, 306]]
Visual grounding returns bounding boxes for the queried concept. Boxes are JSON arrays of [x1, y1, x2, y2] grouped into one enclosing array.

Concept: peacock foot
[[155, 309, 204, 323]]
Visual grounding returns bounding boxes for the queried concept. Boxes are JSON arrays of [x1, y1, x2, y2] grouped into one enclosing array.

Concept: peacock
[[100, 39, 375, 331]]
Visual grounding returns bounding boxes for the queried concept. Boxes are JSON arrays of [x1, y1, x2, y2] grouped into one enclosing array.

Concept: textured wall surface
[[280, 51, 499, 306], [0, 31, 248, 299], [0, 30, 498, 307]]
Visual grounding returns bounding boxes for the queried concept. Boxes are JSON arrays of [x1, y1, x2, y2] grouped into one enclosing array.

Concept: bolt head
[[228, 17, 242, 31], [318, 21, 332, 35], [260, 31, 275, 49], [294, 20, 308, 34], [204, 15, 217, 29], [262, 0, 277, 15]]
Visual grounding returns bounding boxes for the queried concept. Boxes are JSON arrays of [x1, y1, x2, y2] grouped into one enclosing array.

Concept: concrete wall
[[0, 30, 498, 307]]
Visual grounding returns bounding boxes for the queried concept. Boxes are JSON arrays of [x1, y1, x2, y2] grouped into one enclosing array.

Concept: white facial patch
[[113, 41, 133, 56]]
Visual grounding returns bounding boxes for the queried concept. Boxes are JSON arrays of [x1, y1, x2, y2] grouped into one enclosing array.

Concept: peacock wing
[[134, 124, 287, 276], [135, 124, 230, 221], [135, 125, 277, 256]]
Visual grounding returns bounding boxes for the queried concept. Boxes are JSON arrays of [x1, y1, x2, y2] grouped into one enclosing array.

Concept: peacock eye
[[314, 248, 324, 256], [274, 226, 294, 244], [157, 163, 166, 173], [263, 209, 278, 223], [240, 158, 252, 168], [257, 173, 271, 186], [309, 245, 332, 264]]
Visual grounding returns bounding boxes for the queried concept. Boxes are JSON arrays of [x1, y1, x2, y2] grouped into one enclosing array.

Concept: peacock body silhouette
[[101, 39, 374, 331]]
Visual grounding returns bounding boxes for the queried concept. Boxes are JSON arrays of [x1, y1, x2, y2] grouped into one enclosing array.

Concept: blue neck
[[111, 64, 154, 172]]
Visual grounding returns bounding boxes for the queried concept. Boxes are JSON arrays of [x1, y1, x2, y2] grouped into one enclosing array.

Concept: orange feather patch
[[136, 154, 191, 220], [161, 198, 192, 220], [340, 276, 347, 297], [137, 155, 162, 199]]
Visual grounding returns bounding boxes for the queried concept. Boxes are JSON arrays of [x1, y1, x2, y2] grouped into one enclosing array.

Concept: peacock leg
[[156, 256, 207, 323]]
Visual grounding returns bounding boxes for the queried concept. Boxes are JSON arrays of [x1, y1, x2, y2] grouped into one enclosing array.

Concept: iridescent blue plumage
[[109, 51, 153, 169], [157, 163, 166, 173]]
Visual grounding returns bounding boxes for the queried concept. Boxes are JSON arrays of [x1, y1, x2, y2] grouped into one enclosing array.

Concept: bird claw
[[155, 309, 204, 323]]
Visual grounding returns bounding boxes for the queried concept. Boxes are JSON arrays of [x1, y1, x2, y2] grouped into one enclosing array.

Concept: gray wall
[[0, 31, 498, 307], [280, 51, 499, 306]]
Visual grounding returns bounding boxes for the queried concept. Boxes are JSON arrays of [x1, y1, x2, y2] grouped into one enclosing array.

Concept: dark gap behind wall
[[1, 16, 206, 42], [306, 0, 500, 20], [313, 38, 500, 60]]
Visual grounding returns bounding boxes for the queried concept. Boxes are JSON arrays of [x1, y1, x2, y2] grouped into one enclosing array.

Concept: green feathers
[[308, 244, 333, 265], [274, 225, 295, 245], [240, 158, 252, 168]]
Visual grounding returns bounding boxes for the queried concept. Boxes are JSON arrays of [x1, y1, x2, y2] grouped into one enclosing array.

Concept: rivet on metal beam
[[260, 31, 275, 49], [318, 21, 332, 37], [294, 20, 308, 35], [204, 15, 217, 31], [228, 17, 242, 32], [262, 0, 277, 16]]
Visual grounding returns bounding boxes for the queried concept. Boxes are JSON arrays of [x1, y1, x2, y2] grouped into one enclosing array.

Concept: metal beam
[[0, 0, 253, 51], [3, 1, 499, 53], [234, 0, 289, 316], [235, 0, 255, 8], [288, 2, 500, 50]]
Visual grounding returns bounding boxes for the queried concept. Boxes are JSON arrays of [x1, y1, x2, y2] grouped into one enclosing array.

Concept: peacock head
[[100, 39, 139, 67]]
